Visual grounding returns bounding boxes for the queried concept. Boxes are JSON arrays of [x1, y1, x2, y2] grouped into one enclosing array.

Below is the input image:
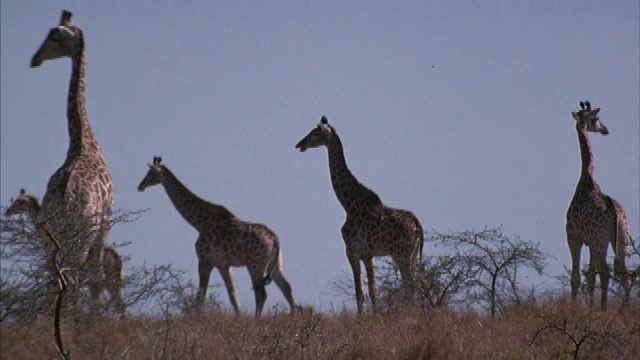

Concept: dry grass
[[1, 299, 639, 359]]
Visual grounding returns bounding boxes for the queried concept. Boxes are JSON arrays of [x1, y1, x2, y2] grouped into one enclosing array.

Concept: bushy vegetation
[[2, 210, 639, 359], [1, 301, 639, 359]]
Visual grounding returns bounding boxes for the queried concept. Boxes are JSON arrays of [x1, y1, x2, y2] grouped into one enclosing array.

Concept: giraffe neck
[[64, 29, 101, 163], [159, 166, 234, 231], [576, 126, 600, 193], [326, 126, 382, 214]]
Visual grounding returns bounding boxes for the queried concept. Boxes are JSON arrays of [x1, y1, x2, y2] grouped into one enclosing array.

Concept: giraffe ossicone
[[137, 156, 296, 316]]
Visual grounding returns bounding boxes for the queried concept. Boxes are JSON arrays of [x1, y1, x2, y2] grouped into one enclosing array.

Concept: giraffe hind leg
[[595, 258, 610, 310], [364, 257, 378, 312], [270, 264, 296, 312], [393, 255, 415, 307], [614, 223, 632, 305], [347, 254, 365, 314], [248, 266, 269, 317]]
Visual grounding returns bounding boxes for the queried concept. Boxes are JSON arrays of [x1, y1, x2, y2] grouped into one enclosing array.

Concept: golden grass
[[2, 299, 639, 359]]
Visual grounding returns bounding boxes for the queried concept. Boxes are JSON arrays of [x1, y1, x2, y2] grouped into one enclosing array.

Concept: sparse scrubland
[[1, 299, 639, 359], [3, 214, 639, 359]]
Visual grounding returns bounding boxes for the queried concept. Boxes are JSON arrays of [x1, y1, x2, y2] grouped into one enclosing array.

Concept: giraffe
[[566, 101, 632, 309], [137, 156, 296, 316], [296, 116, 424, 313], [5, 189, 126, 316], [30, 10, 114, 306]]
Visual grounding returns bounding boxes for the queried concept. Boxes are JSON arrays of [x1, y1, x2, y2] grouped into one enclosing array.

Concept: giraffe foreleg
[[585, 261, 596, 307], [196, 259, 214, 313], [347, 254, 365, 314], [217, 266, 241, 316], [568, 240, 582, 302]]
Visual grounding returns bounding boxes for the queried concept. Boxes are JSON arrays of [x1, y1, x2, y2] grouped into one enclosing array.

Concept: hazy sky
[[2, 1, 638, 313]]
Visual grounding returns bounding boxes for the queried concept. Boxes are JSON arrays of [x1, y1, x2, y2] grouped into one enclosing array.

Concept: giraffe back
[[198, 219, 280, 269]]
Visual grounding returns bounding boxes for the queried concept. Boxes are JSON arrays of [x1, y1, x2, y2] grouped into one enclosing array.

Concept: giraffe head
[[571, 101, 608, 135], [5, 189, 40, 217], [31, 10, 82, 68], [295, 116, 332, 152], [137, 156, 164, 192]]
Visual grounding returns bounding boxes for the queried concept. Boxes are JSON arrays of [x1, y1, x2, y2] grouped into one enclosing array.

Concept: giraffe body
[[296, 117, 424, 313], [30, 11, 114, 305], [138, 157, 295, 316], [566, 101, 631, 309], [5, 189, 125, 316]]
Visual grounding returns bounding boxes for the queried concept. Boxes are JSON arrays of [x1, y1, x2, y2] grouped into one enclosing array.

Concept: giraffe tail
[[604, 196, 632, 303], [263, 240, 280, 287], [418, 219, 425, 264], [612, 202, 631, 281]]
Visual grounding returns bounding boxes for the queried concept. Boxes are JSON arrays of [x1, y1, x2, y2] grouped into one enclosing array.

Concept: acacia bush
[[338, 227, 550, 316], [1, 204, 223, 358]]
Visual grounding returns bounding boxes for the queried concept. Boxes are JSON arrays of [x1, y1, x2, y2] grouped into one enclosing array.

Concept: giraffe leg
[[107, 286, 126, 318], [363, 257, 378, 312], [585, 261, 596, 308], [614, 255, 630, 306], [217, 266, 241, 316], [594, 256, 609, 310], [568, 240, 582, 302], [613, 223, 632, 306], [394, 255, 415, 306], [196, 259, 214, 312], [347, 253, 365, 314], [271, 263, 296, 313], [89, 281, 105, 314], [104, 249, 126, 317], [86, 243, 106, 312], [105, 273, 126, 317], [248, 266, 269, 317]]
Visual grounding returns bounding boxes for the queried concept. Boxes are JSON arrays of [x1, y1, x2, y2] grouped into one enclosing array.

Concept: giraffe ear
[[571, 112, 580, 121], [591, 108, 600, 115]]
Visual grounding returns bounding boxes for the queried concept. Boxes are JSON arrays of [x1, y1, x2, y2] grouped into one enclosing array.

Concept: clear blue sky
[[2, 1, 638, 313]]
